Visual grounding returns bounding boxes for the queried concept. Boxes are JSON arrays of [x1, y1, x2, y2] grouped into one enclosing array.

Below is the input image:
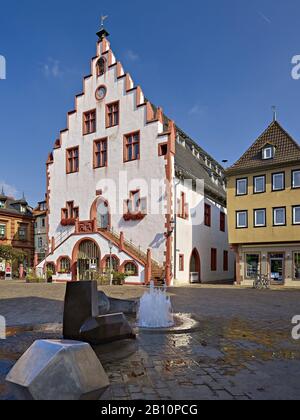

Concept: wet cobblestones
[[1, 282, 300, 400]]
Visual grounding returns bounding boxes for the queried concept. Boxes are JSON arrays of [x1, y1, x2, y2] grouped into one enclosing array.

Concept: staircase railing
[[107, 227, 162, 268], [52, 224, 163, 270], [54, 226, 74, 250]]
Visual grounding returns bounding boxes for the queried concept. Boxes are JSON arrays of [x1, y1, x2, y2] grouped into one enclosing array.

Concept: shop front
[[237, 244, 300, 287]]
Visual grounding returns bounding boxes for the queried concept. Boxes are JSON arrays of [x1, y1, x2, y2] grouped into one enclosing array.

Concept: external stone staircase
[[48, 223, 165, 285], [99, 228, 165, 285]]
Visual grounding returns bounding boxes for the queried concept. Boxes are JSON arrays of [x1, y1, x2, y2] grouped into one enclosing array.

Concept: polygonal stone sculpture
[[98, 291, 111, 315], [6, 340, 110, 401], [80, 313, 136, 345], [63, 281, 99, 340], [97, 291, 137, 315], [108, 296, 137, 315]]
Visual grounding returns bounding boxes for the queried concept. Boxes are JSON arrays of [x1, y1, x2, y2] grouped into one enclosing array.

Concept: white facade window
[[272, 173, 285, 191], [273, 208, 286, 226], [254, 176, 266, 194], [236, 211, 248, 228], [236, 178, 248, 196], [38, 237, 43, 248], [254, 209, 266, 227], [292, 170, 300, 188], [293, 206, 300, 225], [262, 146, 274, 160]]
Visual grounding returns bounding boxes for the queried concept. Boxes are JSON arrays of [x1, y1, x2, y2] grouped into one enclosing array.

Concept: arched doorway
[[190, 248, 201, 283], [90, 197, 110, 230], [72, 239, 101, 281], [45, 262, 56, 283]]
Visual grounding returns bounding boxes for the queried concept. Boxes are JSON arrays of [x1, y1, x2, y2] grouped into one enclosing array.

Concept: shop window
[[294, 253, 300, 280], [246, 254, 260, 278]]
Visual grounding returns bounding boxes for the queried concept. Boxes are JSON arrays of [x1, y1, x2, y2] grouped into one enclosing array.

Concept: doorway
[[46, 263, 56, 283], [190, 248, 201, 283], [77, 240, 100, 281], [97, 199, 109, 230], [269, 253, 285, 284]]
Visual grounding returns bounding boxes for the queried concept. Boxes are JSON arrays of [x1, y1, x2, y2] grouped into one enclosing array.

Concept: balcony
[[75, 219, 97, 234], [123, 212, 146, 222], [123, 196, 147, 222], [61, 218, 77, 227]]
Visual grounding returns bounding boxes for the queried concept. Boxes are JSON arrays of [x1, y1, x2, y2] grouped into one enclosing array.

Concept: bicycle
[[253, 274, 271, 290]]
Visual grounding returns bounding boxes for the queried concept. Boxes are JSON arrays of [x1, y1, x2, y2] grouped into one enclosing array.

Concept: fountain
[[137, 281, 174, 328]]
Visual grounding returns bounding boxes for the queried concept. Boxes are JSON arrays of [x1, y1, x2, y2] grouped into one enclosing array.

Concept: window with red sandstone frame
[[66, 147, 79, 174], [124, 132, 140, 162], [106, 101, 119, 128], [94, 139, 108, 168], [83, 110, 96, 135]]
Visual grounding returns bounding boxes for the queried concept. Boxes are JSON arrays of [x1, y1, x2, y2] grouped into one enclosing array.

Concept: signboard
[[5, 264, 12, 279]]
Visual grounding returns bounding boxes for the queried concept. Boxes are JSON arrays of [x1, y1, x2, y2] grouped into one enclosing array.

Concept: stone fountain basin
[[4, 313, 200, 340], [135, 313, 200, 335]]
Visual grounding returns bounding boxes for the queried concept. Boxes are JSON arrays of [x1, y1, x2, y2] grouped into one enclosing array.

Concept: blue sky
[[0, 0, 300, 204]]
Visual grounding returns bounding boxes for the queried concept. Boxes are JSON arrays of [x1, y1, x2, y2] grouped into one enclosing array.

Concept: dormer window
[[262, 146, 274, 160], [0, 200, 5, 209], [39, 202, 47, 211], [20, 205, 26, 214]]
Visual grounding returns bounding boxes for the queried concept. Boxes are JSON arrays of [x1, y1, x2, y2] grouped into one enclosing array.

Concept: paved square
[[0, 282, 300, 400]]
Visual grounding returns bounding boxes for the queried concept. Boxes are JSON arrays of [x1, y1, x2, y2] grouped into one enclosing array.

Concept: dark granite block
[[63, 281, 99, 340], [79, 313, 136, 345]]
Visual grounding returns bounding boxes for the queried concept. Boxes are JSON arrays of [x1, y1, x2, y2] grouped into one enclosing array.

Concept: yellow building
[[227, 120, 300, 287], [0, 191, 34, 277]]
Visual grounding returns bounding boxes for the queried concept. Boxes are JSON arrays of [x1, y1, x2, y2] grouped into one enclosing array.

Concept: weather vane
[[101, 15, 108, 28], [272, 105, 277, 122]]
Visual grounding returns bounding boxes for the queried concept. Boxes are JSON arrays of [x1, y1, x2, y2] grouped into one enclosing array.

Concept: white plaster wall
[[48, 44, 168, 264], [37, 233, 144, 284], [174, 183, 235, 284]]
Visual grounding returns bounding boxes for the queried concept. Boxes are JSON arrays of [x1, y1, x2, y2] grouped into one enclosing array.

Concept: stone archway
[[190, 248, 201, 283], [72, 238, 101, 281]]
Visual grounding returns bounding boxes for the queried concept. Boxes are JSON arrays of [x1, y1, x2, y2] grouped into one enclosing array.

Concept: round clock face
[[95, 85, 107, 101]]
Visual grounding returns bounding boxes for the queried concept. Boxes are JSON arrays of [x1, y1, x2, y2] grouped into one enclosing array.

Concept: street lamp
[[108, 241, 113, 286]]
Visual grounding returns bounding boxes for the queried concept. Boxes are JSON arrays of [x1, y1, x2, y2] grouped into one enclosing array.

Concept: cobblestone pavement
[[1, 281, 300, 400]]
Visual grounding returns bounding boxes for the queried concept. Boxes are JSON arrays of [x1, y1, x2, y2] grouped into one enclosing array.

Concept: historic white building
[[37, 25, 234, 285]]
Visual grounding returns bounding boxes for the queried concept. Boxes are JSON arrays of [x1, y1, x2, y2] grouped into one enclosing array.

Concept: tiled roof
[[175, 142, 226, 202], [227, 121, 300, 175], [148, 100, 224, 169], [0, 195, 33, 218], [149, 102, 226, 202]]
